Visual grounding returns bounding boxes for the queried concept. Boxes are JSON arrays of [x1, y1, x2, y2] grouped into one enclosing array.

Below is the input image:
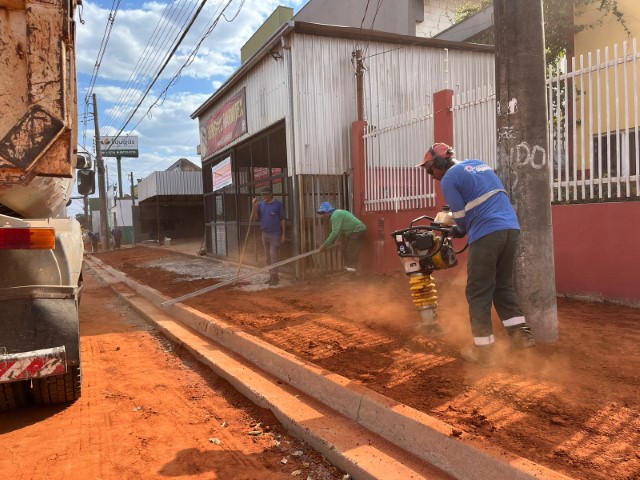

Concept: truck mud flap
[[0, 346, 66, 382]]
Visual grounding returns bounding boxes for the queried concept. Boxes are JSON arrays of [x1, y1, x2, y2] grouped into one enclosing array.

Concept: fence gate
[[298, 174, 349, 276]]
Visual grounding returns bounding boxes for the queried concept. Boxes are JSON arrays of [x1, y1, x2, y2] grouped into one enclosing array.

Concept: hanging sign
[[100, 135, 139, 157], [212, 156, 232, 191], [201, 88, 247, 158]]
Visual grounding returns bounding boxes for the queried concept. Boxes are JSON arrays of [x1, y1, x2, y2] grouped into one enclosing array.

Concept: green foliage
[[453, 0, 631, 65], [453, 0, 492, 23], [574, 0, 631, 35]]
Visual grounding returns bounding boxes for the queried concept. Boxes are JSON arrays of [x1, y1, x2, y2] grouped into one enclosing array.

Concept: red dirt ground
[[96, 247, 640, 480], [0, 268, 344, 480]]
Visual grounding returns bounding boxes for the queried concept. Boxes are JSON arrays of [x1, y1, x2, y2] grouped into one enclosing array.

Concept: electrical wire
[[354, 0, 372, 52], [363, 0, 384, 56], [103, 0, 197, 128], [107, 0, 242, 148], [81, 0, 122, 149]]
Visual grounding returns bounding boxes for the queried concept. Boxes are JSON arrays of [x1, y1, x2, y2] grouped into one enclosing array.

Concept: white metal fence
[[362, 104, 436, 212], [453, 85, 497, 169], [362, 46, 495, 212], [363, 40, 640, 208], [548, 38, 640, 202]]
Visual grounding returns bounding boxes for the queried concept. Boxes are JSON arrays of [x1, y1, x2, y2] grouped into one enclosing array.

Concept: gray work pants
[[262, 232, 281, 279], [342, 230, 365, 270], [466, 229, 524, 343]]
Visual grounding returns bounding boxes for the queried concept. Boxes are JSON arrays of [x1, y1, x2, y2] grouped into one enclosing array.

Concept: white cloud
[[77, 0, 307, 191]]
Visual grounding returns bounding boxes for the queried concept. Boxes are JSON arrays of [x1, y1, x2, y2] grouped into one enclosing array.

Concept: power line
[[108, 0, 243, 147], [106, 0, 197, 125], [81, 0, 122, 149], [126, 0, 246, 135], [104, 0, 197, 128], [354, 0, 372, 51], [363, 0, 384, 56]]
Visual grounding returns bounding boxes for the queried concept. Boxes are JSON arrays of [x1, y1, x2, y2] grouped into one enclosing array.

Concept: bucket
[[164, 237, 171, 246]]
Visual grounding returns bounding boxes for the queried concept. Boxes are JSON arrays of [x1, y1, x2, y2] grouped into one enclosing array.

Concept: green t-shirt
[[323, 209, 366, 247]]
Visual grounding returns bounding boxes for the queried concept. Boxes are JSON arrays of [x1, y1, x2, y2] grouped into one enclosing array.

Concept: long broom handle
[[236, 200, 257, 277], [161, 248, 322, 306]]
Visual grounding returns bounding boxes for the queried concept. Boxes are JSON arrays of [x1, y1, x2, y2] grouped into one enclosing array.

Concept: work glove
[[449, 225, 465, 238]]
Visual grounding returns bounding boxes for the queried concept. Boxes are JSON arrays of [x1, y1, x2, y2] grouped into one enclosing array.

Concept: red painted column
[[433, 89, 454, 146], [351, 120, 367, 219], [432, 89, 454, 209]]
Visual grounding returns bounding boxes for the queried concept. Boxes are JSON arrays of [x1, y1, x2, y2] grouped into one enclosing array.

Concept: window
[[593, 129, 638, 178]]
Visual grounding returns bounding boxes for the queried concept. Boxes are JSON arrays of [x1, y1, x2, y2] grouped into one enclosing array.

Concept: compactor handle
[[409, 215, 435, 228]]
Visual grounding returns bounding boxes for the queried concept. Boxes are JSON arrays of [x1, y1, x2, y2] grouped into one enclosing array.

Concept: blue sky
[[71, 0, 308, 216]]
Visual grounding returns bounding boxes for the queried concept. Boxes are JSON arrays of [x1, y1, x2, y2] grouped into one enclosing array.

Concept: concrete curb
[[86, 257, 447, 480], [87, 256, 572, 480]]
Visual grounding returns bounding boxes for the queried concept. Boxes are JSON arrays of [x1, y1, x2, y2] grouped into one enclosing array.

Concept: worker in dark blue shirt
[[252, 186, 286, 286], [417, 143, 535, 366]]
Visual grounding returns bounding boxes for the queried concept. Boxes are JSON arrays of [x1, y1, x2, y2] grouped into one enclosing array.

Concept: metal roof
[[191, 21, 494, 120]]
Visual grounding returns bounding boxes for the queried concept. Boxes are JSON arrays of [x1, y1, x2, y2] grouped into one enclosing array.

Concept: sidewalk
[[135, 236, 294, 292], [139, 236, 205, 257]]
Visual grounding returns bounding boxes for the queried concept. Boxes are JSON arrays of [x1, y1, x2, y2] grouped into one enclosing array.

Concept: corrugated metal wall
[[364, 45, 494, 144], [138, 171, 203, 202], [197, 54, 289, 161], [291, 34, 358, 175], [450, 51, 496, 167], [361, 44, 495, 212]]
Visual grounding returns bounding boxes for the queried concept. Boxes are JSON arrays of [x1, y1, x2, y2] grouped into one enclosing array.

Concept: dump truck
[[0, 0, 92, 409]]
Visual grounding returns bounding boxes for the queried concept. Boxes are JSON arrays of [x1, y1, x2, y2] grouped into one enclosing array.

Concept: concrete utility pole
[[129, 172, 136, 206], [83, 195, 89, 228], [116, 155, 123, 199], [93, 94, 111, 251], [494, 0, 558, 342]]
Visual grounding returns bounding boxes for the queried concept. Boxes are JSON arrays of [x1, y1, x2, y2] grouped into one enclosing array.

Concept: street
[[0, 268, 342, 480]]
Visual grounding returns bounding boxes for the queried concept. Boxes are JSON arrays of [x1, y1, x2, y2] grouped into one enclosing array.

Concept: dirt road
[[0, 268, 343, 480], [94, 247, 640, 480]]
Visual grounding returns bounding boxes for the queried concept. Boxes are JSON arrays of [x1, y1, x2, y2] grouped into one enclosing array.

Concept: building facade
[[192, 20, 493, 275]]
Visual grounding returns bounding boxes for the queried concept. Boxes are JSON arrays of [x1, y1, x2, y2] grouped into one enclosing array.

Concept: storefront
[[192, 21, 493, 276], [203, 122, 292, 267]]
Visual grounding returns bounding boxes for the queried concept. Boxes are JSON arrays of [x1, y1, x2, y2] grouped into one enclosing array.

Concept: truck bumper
[[0, 346, 67, 383]]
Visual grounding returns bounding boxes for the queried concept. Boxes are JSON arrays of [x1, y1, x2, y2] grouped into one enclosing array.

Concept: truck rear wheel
[[0, 380, 29, 411], [32, 366, 81, 405]]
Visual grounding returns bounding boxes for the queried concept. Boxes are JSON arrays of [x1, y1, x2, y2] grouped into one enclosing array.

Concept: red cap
[[416, 142, 454, 170]]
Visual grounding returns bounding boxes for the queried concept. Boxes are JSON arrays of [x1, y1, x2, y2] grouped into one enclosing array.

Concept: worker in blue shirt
[[252, 186, 286, 286], [417, 142, 535, 366]]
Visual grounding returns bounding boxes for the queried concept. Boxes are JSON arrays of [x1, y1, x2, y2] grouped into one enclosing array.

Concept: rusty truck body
[[0, 0, 87, 409]]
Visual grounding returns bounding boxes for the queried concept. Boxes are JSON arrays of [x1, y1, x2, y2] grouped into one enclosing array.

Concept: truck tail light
[[0, 228, 56, 250]]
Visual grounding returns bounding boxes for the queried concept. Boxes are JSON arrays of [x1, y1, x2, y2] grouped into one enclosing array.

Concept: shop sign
[[212, 156, 232, 191], [201, 88, 247, 158], [100, 135, 139, 157]]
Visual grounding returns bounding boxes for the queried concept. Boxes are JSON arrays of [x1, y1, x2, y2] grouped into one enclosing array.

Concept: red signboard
[[201, 88, 247, 158]]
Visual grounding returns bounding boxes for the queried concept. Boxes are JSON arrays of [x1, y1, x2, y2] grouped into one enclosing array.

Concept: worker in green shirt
[[317, 202, 367, 272]]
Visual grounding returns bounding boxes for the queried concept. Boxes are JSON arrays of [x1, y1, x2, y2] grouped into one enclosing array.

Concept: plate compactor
[[391, 207, 467, 335]]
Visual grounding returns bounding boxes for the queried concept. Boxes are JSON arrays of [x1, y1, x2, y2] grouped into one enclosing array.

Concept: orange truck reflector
[[0, 227, 56, 250]]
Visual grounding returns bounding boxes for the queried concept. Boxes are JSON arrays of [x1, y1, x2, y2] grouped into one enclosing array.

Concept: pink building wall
[[552, 202, 640, 304]]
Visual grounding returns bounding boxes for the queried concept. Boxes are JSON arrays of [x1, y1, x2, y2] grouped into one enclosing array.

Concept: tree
[[455, 0, 630, 64]]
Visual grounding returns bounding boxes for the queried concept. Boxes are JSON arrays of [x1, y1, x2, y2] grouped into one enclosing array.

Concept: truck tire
[[0, 380, 29, 411], [32, 366, 81, 405]]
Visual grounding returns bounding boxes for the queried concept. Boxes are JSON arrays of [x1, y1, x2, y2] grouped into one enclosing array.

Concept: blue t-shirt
[[440, 159, 520, 244], [257, 199, 285, 234]]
